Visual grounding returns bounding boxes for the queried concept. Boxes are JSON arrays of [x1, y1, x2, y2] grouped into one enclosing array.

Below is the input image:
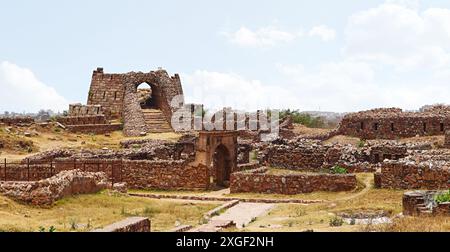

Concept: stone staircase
[[141, 109, 173, 133]]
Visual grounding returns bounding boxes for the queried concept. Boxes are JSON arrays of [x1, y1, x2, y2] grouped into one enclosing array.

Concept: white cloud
[[276, 60, 450, 112], [182, 70, 298, 111], [344, 2, 450, 71], [308, 25, 336, 41], [222, 26, 302, 48], [0, 61, 69, 113]]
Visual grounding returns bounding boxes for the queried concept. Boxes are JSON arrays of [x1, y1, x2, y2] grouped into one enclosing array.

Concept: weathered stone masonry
[[403, 191, 450, 216], [87, 68, 184, 136], [230, 168, 357, 195], [337, 107, 450, 140], [375, 151, 450, 190]]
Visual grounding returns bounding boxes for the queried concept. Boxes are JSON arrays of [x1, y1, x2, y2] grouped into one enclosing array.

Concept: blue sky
[[1, 0, 450, 112]]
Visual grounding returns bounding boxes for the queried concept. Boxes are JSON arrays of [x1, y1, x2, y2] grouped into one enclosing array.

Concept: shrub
[[331, 166, 348, 175], [279, 109, 326, 128], [357, 140, 366, 148], [435, 190, 450, 204], [329, 216, 344, 227]]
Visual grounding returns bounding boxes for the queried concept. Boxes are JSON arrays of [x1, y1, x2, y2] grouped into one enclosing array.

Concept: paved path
[[211, 202, 274, 229]]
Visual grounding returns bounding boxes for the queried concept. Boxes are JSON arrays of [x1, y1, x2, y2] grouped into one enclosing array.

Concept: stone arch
[[135, 82, 163, 109], [213, 144, 232, 187]]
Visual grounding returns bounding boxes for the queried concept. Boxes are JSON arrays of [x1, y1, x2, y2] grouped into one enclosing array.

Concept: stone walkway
[[192, 202, 274, 232]]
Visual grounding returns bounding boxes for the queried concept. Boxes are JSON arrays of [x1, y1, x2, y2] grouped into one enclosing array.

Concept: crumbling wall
[[259, 139, 408, 173], [0, 117, 34, 125], [87, 68, 183, 136], [0, 170, 108, 206], [376, 158, 450, 189], [69, 104, 104, 117], [57, 115, 107, 125], [338, 107, 450, 139], [230, 168, 357, 195], [403, 191, 450, 216]]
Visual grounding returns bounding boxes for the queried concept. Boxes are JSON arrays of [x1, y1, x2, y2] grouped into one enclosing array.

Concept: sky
[[1, 0, 450, 113]]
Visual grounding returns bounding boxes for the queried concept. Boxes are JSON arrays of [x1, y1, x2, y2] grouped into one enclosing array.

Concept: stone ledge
[[92, 217, 151, 232]]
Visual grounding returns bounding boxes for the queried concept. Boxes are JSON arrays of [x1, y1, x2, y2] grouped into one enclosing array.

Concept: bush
[[435, 190, 450, 204], [279, 109, 326, 128], [329, 216, 344, 227], [331, 166, 348, 174]]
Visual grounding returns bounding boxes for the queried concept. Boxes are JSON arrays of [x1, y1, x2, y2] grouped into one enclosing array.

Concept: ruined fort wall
[[53, 158, 208, 190], [87, 68, 126, 119], [376, 162, 450, 189], [230, 168, 357, 195], [338, 111, 450, 140], [58, 115, 107, 126], [121, 160, 208, 190]]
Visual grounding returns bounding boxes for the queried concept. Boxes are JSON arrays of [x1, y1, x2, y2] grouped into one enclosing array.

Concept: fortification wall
[[338, 107, 450, 139], [230, 168, 357, 195]]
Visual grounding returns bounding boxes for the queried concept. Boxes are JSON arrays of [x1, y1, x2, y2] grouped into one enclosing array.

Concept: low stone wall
[[93, 217, 151, 232], [263, 143, 328, 171], [230, 168, 357, 195], [260, 139, 407, 173], [0, 117, 34, 125], [0, 170, 108, 206], [0, 164, 54, 181], [403, 191, 450, 216], [57, 115, 107, 126], [66, 124, 122, 134], [377, 161, 450, 190], [54, 158, 209, 190], [121, 160, 209, 190]]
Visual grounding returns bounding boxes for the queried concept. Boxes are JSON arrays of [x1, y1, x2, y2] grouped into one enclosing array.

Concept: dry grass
[[0, 125, 182, 161], [238, 173, 410, 232], [379, 216, 450, 232], [0, 191, 218, 232], [292, 124, 331, 136], [323, 135, 362, 146]]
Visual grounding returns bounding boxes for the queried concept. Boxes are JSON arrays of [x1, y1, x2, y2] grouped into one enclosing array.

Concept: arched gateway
[[193, 131, 238, 189], [87, 67, 184, 136]]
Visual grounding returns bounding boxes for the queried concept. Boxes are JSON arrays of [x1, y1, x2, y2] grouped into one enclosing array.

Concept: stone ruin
[[375, 149, 450, 190], [403, 191, 450, 216], [0, 170, 109, 206], [337, 106, 450, 140], [57, 67, 184, 136]]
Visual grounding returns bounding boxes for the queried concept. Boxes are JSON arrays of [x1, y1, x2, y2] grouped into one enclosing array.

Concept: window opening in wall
[[391, 123, 395, 132], [373, 123, 379, 131], [441, 123, 444, 132]]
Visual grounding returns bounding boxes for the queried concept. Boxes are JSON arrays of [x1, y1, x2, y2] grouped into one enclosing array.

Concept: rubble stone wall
[[230, 168, 357, 195], [0, 170, 108, 206], [403, 191, 450, 216], [121, 160, 209, 190], [57, 115, 107, 126], [377, 162, 450, 189], [0, 117, 34, 125], [338, 107, 450, 139], [66, 124, 122, 134], [68, 104, 104, 117], [86, 68, 184, 136]]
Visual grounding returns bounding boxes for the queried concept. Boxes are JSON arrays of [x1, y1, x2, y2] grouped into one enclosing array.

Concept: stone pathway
[[212, 203, 274, 229], [192, 202, 274, 232]]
